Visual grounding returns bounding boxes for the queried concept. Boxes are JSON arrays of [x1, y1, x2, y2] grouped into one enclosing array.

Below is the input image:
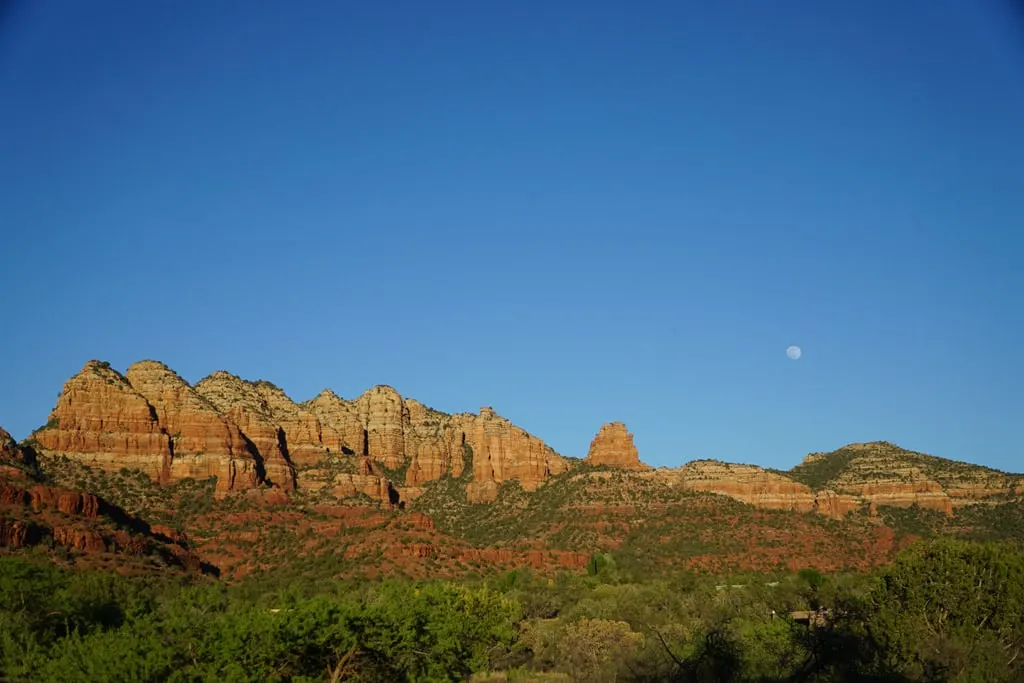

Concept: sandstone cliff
[[32, 360, 570, 502], [0, 426, 32, 477], [28, 360, 1020, 521], [33, 361, 174, 483], [585, 422, 649, 470], [653, 460, 861, 519], [305, 390, 565, 498], [302, 390, 365, 455], [125, 361, 260, 493], [193, 372, 297, 490], [461, 407, 571, 503]]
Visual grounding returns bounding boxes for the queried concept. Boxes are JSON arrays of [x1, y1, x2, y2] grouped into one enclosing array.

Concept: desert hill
[[2, 358, 1021, 578]]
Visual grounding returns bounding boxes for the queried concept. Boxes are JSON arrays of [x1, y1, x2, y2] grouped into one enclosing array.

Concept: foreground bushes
[[0, 538, 1021, 682], [0, 563, 517, 682]]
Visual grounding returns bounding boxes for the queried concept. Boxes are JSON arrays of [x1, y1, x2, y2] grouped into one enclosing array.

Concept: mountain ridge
[[3, 358, 1021, 579], [21, 360, 1023, 515]]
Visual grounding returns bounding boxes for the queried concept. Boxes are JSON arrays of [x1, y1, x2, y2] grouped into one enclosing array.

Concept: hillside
[[2, 359, 1021, 579]]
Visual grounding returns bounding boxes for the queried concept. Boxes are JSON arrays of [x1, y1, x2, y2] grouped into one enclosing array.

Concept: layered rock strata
[[585, 422, 649, 470], [33, 361, 174, 483], [125, 361, 260, 492]]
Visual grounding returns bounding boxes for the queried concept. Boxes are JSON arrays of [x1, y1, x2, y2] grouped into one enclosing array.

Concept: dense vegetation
[[1, 538, 1021, 682]]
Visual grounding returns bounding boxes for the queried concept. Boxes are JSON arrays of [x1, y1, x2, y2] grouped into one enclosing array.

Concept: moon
[[786, 345, 802, 360]]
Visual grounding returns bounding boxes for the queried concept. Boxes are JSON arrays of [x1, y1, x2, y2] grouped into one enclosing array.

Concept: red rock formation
[[29, 485, 102, 517], [33, 361, 173, 482], [307, 390, 466, 485], [51, 526, 107, 553], [125, 361, 260, 493], [0, 427, 18, 462], [289, 454, 395, 504], [0, 518, 40, 548], [841, 481, 953, 516], [194, 371, 296, 490], [0, 426, 31, 478], [462, 407, 569, 503], [303, 390, 365, 455], [352, 386, 407, 469], [585, 422, 649, 470], [646, 461, 870, 518], [251, 381, 329, 466], [672, 461, 819, 512], [0, 481, 28, 507], [812, 489, 863, 518], [404, 399, 465, 485], [0, 477, 205, 570]]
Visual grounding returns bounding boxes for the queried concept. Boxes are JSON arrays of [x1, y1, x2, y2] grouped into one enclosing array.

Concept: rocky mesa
[[28, 360, 573, 504], [20, 360, 1024, 521]]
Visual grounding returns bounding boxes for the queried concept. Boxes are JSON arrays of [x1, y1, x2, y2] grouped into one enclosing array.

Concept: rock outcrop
[[31, 359, 1017, 522], [299, 456, 395, 503], [585, 422, 648, 470], [125, 361, 260, 493], [303, 390, 365, 455], [193, 372, 296, 490], [33, 361, 174, 483], [251, 381, 331, 466], [32, 360, 578, 502], [463, 407, 570, 503], [636, 461, 861, 519], [305, 391, 564, 496], [785, 442, 1023, 516], [675, 461, 821, 513], [352, 386, 407, 469], [0, 478, 207, 571], [0, 426, 31, 477], [838, 480, 953, 516], [404, 399, 466, 485]]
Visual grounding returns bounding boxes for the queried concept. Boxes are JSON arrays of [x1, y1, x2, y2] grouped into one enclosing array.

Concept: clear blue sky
[[1, 1, 1022, 471]]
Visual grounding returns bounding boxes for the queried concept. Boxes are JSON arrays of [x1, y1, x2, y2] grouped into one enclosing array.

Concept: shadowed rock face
[[0, 426, 33, 477], [193, 372, 297, 490], [585, 422, 649, 471], [0, 478, 210, 573]]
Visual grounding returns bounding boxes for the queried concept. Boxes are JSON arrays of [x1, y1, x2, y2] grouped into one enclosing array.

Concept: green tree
[[862, 539, 1024, 682]]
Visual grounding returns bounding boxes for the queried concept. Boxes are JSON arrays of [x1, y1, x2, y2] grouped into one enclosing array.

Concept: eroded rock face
[[28, 485, 102, 517], [812, 489, 864, 518], [462, 407, 570, 503], [251, 381, 329, 467], [840, 481, 953, 516], [0, 426, 31, 477], [33, 361, 173, 482], [0, 427, 19, 463], [352, 386, 407, 469], [404, 399, 465, 486], [793, 442, 1024, 514], [193, 372, 297, 490], [303, 390, 365, 455], [672, 461, 821, 513], [296, 456, 396, 504], [585, 422, 648, 470], [125, 361, 260, 493]]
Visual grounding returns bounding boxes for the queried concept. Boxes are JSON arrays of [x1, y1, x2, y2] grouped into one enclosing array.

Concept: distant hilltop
[[13, 359, 1024, 517]]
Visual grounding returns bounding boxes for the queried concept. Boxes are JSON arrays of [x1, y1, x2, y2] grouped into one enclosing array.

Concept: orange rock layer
[[585, 422, 649, 471], [30, 361, 570, 503]]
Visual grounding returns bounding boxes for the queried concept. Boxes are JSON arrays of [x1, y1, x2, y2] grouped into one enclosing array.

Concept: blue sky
[[1, 1, 1022, 471]]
